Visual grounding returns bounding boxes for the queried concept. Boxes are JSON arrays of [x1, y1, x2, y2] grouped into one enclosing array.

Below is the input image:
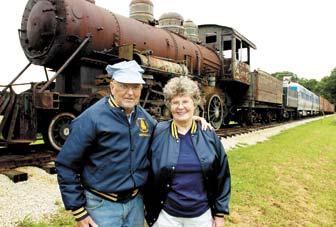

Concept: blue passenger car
[[283, 80, 298, 118], [289, 82, 318, 116]]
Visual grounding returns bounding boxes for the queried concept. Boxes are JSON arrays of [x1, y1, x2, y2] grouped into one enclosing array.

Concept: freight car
[[0, 0, 334, 151], [235, 69, 283, 125], [320, 96, 335, 114]]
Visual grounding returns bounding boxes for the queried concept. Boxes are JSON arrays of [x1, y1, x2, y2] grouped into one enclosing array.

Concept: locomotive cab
[[198, 24, 256, 85], [198, 25, 257, 125]]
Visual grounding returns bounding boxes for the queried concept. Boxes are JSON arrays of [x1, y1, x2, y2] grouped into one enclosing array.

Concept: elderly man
[[56, 60, 157, 227]]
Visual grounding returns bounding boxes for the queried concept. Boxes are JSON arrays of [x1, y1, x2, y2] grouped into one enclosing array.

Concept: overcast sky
[[1, 0, 335, 89]]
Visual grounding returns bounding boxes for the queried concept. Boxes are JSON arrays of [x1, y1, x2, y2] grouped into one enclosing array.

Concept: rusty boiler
[[19, 0, 221, 76]]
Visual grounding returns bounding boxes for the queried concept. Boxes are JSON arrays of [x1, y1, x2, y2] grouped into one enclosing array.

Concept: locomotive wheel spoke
[[207, 95, 223, 130], [46, 112, 75, 151]]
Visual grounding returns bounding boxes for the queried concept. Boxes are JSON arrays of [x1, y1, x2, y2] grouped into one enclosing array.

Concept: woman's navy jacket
[[56, 96, 156, 212], [144, 120, 231, 226]]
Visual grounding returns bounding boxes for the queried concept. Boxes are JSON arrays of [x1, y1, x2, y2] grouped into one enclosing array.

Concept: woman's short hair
[[163, 76, 201, 106]]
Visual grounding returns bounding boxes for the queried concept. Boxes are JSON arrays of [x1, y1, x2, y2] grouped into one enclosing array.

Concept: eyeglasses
[[170, 99, 193, 108], [116, 82, 142, 91]]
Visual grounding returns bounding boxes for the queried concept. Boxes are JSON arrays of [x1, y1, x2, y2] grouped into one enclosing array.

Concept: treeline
[[272, 68, 336, 104]]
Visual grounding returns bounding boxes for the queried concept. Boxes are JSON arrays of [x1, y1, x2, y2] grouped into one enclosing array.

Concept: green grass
[[29, 134, 44, 145], [29, 139, 44, 145], [18, 116, 336, 226], [225, 115, 336, 226], [16, 207, 75, 227]]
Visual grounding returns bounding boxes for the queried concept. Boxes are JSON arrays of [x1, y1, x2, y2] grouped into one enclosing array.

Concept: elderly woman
[[145, 76, 231, 227]]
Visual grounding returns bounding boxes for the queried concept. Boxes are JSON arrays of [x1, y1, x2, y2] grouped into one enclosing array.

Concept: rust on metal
[[0, 91, 37, 145], [198, 24, 256, 83], [233, 62, 251, 85], [34, 92, 59, 109], [119, 44, 135, 61], [20, 0, 221, 76], [135, 53, 188, 76]]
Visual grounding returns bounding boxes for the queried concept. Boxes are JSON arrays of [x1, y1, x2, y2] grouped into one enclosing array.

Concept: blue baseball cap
[[105, 60, 145, 84]]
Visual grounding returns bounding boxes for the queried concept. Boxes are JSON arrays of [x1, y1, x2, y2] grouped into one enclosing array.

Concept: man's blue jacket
[[56, 96, 156, 220]]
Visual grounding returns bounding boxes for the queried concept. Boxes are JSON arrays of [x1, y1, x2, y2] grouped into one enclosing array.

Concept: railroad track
[[216, 120, 297, 138], [0, 144, 56, 182]]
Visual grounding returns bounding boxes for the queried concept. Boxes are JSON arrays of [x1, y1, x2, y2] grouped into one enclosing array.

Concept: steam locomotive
[[0, 0, 334, 151]]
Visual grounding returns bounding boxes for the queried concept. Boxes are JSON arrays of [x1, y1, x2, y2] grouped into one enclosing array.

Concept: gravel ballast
[[0, 167, 62, 227]]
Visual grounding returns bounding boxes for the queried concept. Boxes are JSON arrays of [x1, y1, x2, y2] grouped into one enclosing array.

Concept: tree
[[272, 71, 299, 82], [297, 78, 319, 94], [321, 68, 336, 104]]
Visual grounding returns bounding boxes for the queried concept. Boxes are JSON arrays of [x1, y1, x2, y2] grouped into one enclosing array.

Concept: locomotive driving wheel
[[207, 94, 223, 130], [45, 112, 75, 151]]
